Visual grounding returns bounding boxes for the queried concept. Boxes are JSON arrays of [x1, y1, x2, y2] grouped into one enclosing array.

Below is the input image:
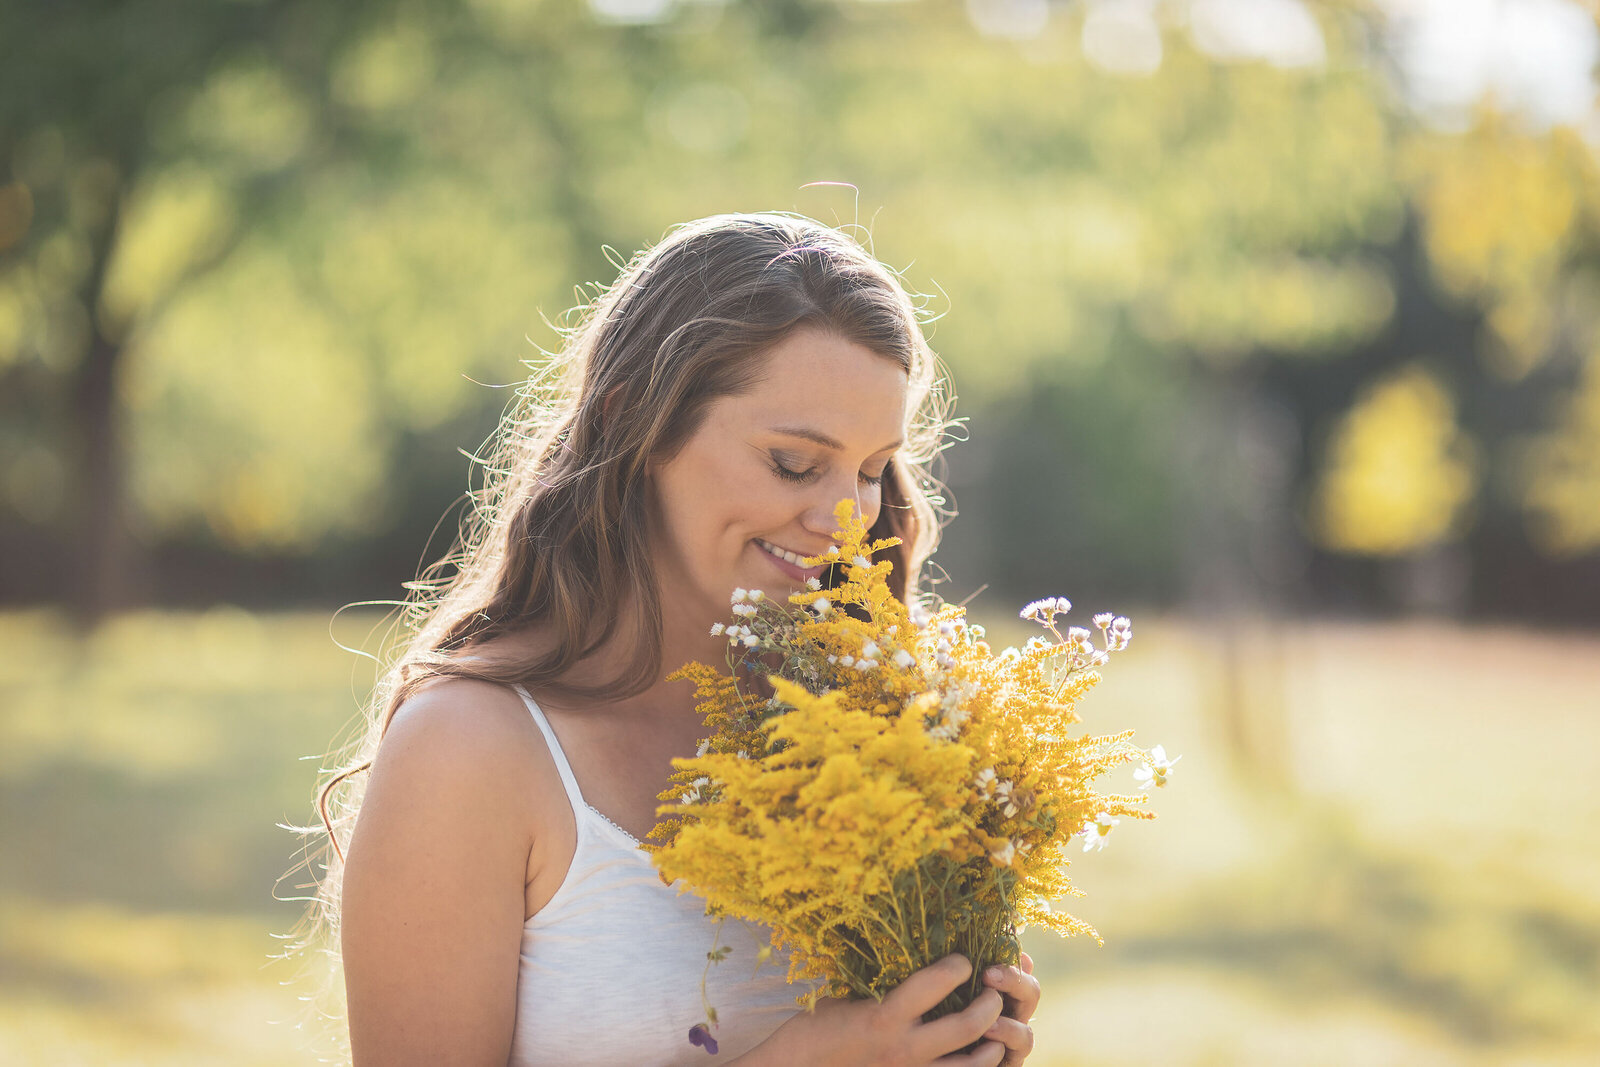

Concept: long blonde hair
[[278, 211, 961, 1046]]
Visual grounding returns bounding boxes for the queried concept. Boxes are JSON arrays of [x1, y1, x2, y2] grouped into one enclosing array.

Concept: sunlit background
[[3, 0, 1598, 1063]]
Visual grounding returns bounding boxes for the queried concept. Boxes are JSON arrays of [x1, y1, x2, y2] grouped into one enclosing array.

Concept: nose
[[800, 472, 876, 541]]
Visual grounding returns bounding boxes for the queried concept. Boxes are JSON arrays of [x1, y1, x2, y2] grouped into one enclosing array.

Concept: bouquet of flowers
[[645, 499, 1178, 1036]]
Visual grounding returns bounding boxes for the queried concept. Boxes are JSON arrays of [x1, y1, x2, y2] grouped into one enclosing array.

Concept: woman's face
[[646, 326, 910, 624]]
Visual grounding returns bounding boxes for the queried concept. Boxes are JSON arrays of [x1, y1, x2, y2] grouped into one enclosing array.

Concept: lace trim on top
[[585, 802, 643, 847]]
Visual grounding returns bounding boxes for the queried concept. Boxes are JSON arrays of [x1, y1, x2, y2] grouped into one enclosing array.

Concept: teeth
[[758, 539, 810, 568]]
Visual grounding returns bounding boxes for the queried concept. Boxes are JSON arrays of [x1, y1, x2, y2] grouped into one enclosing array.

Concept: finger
[[936, 1039, 1006, 1066], [1018, 951, 1034, 976], [918, 988, 1003, 1056], [980, 1015, 1035, 1064], [884, 954, 974, 1020], [981, 964, 1041, 1024]]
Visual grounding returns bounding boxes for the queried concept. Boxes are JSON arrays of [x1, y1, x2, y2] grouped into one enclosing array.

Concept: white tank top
[[507, 684, 812, 1065]]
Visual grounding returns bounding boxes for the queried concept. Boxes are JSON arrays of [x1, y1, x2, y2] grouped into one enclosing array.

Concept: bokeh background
[[3, 0, 1599, 1063]]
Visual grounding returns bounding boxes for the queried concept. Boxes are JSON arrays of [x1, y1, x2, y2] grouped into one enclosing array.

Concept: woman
[[316, 213, 1041, 1064]]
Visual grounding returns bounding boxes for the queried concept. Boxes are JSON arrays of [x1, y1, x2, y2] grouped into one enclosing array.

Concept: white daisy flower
[[806, 577, 822, 590], [1133, 745, 1181, 789], [709, 622, 724, 636], [1081, 811, 1119, 852], [731, 588, 748, 603], [893, 649, 915, 669]]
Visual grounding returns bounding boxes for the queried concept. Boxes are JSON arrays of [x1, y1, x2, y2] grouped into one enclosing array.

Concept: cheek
[[861, 482, 885, 530]]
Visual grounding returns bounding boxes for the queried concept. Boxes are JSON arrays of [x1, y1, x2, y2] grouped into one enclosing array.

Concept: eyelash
[[770, 461, 885, 488]]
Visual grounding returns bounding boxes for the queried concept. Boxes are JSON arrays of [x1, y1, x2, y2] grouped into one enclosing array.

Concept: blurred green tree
[[2, 0, 1598, 623]]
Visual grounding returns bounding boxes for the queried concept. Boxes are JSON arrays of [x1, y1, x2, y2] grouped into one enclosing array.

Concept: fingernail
[[985, 966, 1004, 982]]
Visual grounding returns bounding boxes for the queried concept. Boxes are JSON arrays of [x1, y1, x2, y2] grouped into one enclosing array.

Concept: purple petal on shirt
[[688, 1023, 719, 1055]]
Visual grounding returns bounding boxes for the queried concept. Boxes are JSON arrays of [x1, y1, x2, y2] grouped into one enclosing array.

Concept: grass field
[[2, 607, 1596, 1065]]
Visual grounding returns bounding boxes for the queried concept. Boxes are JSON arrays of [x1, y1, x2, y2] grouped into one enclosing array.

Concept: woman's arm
[[340, 681, 539, 1066]]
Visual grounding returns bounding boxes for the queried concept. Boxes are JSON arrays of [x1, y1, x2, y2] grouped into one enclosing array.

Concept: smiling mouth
[[753, 538, 830, 580], [754, 538, 820, 567]]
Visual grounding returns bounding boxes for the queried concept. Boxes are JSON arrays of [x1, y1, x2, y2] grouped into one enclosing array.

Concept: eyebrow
[[770, 426, 903, 454]]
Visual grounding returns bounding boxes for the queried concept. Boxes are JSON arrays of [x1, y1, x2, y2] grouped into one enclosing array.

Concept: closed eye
[[769, 461, 885, 487]]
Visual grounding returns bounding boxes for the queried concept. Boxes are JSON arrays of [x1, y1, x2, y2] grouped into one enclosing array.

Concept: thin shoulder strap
[[511, 684, 587, 808]]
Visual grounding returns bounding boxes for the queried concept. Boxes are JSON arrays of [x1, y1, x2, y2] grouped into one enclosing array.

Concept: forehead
[[727, 328, 910, 443]]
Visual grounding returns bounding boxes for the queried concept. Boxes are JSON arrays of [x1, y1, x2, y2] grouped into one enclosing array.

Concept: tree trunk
[[65, 172, 132, 626]]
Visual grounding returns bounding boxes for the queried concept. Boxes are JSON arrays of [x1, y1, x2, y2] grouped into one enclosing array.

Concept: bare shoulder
[[383, 675, 540, 768], [339, 676, 551, 1065]]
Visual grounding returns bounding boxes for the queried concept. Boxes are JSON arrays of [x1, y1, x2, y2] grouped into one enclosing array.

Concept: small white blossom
[[731, 603, 757, 617], [1021, 596, 1072, 623], [1108, 616, 1133, 651], [696, 739, 710, 757], [990, 839, 1017, 866], [840, 655, 856, 667], [1081, 811, 1120, 852], [852, 554, 872, 570], [994, 779, 1018, 818], [893, 648, 915, 669], [731, 588, 748, 603], [741, 634, 759, 647], [1093, 612, 1114, 628], [909, 604, 931, 628], [825, 545, 839, 558], [861, 639, 879, 659], [749, 589, 764, 601], [1133, 745, 1181, 789], [974, 767, 997, 797], [806, 577, 822, 590], [857, 658, 878, 670], [813, 598, 831, 617], [826, 654, 838, 664], [709, 622, 724, 636]]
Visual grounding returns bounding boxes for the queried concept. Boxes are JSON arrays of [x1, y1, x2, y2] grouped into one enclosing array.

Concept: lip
[[753, 539, 829, 582]]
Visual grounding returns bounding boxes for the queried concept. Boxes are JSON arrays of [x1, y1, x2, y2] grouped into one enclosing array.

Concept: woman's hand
[[736, 953, 1006, 1066], [977, 950, 1040, 1066]]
